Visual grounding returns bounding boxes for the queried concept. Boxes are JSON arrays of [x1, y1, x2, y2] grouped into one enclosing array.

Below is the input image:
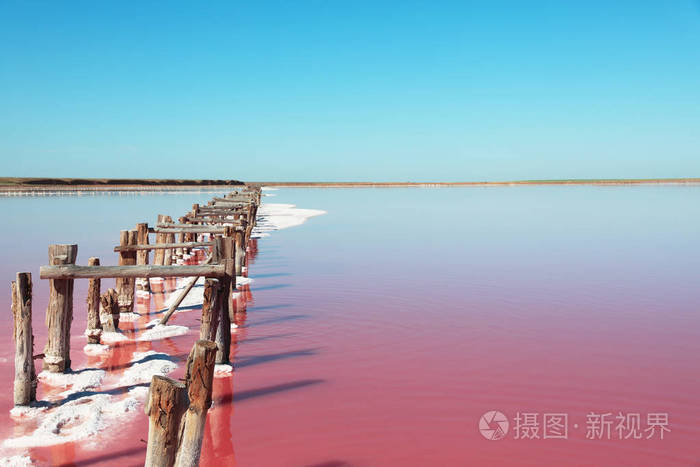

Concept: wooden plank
[[150, 226, 228, 234], [182, 216, 244, 224], [40, 264, 226, 280], [213, 196, 256, 202], [114, 241, 214, 252]]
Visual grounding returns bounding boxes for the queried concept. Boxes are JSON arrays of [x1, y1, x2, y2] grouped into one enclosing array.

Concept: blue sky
[[1, 1, 699, 181]]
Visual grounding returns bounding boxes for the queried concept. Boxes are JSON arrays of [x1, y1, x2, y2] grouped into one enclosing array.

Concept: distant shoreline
[[0, 177, 245, 193], [254, 178, 700, 187], [1, 177, 699, 193]]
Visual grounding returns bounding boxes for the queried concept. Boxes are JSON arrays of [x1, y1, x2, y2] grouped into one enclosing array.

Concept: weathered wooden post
[[244, 217, 254, 248], [85, 257, 102, 344], [44, 244, 77, 373], [214, 236, 234, 364], [12, 272, 37, 406], [234, 228, 245, 276], [116, 230, 137, 313], [176, 217, 187, 260], [188, 204, 200, 243], [154, 214, 166, 265], [99, 288, 120, 333], [145, 375, 188, 467], [200, 279, 220, 342], [174, 340, 218, 467], [136, 223, 150, 292], [164, 215, 175, 266]]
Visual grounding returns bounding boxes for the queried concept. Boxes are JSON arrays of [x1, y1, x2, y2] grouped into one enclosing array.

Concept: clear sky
[[1, 1, 699, 182]]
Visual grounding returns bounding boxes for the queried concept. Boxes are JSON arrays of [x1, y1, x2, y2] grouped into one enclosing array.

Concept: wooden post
[[86, 257, 102, 344], [44, 244, 77, 373], [177, 217, 187, 260], [145, 375, 188, 467], [164, 215, 175, 266], [234, 229, 245, 276], [244, 218, 254, 248], [136, 223, 150, 292], [116, 230, 136, 313], [215, 237, 234, 364], [154, 214, 166, 265], [12, 272, 37, 406], [200, 279, 220, 342], [174, 340, 218, 467], [99, 288, 119, 333]]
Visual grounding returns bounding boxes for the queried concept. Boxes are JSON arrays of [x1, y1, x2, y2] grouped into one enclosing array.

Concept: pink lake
[[0, 186, 699, 466]]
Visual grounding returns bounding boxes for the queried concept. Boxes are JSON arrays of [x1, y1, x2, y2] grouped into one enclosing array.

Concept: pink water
[[1, 186, 699, 466]]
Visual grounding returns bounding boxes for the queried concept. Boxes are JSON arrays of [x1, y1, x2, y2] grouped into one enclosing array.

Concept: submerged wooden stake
[[174, 340, 218, 467], [12, 272, 37, 406], [154, 214, 166, 265], [116, 230, 137, 313], [136, 223, 150, 292], [99, 288, 119, 333], [86, 257, 102, 344], [234, 229, 245, 276], [145, 375, 188, 467], [199, 279, 220, 342], [214, 237, 234, 364], [164, 215, 175, 266], [44, 244, 77, 373]]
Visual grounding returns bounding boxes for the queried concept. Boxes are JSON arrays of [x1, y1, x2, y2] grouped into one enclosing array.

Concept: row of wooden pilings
[[10, 186, 262, 467]]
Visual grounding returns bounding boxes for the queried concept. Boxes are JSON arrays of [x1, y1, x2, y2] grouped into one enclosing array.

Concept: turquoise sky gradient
[[1, 1, 699, 181]]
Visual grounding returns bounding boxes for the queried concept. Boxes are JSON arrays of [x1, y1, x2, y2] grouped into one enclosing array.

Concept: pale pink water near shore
[[1, 186, 699, 466]]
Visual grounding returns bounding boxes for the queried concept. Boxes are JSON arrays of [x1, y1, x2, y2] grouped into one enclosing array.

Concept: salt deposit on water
[[137, 324, 189, 341], [252, 203, 326, 238], [0, 455, 33, 466], [83, 343, 109, 356], [214, 364, 233, 378], [118, 351, 178, 386], [38, 369, 106, 399], [3, 394, 141, 449], [3, 352, 178, 451], [118, 312, 141, 322], [100, 331, 128, 344]]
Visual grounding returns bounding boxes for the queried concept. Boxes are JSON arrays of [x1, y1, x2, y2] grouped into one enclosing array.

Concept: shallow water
[[1, 186, 699, 466]]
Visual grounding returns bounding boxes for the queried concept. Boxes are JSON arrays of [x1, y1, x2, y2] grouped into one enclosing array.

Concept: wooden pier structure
[[10, 186, 262, 466]]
